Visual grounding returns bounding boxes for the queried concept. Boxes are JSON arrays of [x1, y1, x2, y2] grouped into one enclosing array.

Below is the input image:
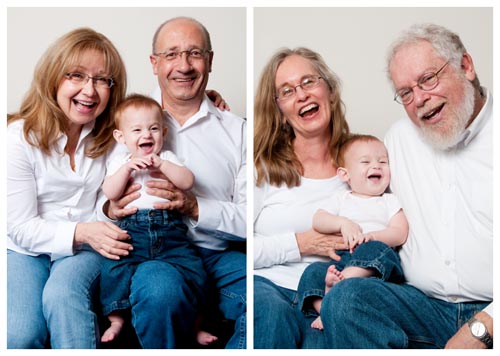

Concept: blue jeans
[[7, 248, 103, 349], [253, 275, 326, 349], [321, 278, 490, 348], [297, 240, 403, 315], [102, 209, 207, 348], [197, 247, 246, 349], [101, 209, 207, 316]]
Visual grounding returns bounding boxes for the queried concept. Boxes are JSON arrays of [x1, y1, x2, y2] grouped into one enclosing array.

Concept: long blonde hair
[[7, 27, 127, 158], [254, 47, 350, 188]]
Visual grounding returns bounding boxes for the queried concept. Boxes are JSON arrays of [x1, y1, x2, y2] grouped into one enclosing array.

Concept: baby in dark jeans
[[297, 134, 408, 329], [100, 94, 215, 345]]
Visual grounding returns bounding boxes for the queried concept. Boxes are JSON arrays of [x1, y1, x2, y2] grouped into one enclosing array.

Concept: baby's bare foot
[[324, 265, 344, 294], [101, 322, 123, 342], [311, 316, 324, 330], [197, 330, 218, 346]]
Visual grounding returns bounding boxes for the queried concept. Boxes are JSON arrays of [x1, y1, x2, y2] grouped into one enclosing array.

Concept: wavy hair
[[7, 27, 127, 158], [254, 47, 350, 188]]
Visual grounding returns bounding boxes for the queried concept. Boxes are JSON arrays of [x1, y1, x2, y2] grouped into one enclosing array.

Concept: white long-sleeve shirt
[[384, 89, 493, 315], [101, 95, 246, 250], [254, 176, 348, 291], [7, 119, 105, 261]]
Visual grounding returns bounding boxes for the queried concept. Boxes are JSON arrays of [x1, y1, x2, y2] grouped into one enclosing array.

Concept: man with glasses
[[103, 17, 246, 348], [321, 23, 492, 349]]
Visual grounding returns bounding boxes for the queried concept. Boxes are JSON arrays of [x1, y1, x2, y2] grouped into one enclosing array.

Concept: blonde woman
[[7, 28, 129, 348]]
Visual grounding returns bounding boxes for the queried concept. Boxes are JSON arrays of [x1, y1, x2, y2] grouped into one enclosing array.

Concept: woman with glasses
[[253, 47, 351, 348], [7, 28, 129, 348]]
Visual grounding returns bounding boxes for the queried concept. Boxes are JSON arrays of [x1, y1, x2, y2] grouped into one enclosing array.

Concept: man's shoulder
[[214, 107, 246, 123], [384, 118, 418, 145], [211, 108, 247, 135]]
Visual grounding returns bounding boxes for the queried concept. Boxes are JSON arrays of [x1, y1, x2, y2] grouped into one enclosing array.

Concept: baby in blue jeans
[[297, 134, 409, 330], [100, 94, 215, 345]]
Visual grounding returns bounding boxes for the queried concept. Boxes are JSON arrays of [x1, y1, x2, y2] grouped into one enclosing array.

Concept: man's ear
[[461, 52, 477, 82], [337, 166, 350, 183], [150, 54, 159, 75], [208, 51, 214, 73], [113, 129, 125, 144]]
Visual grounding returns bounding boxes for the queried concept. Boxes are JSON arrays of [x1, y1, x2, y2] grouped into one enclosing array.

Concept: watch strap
[[468, 317, 493, 349]]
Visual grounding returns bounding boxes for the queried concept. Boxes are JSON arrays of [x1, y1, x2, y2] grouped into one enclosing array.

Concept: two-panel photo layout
[[5, 6, 494, 350]]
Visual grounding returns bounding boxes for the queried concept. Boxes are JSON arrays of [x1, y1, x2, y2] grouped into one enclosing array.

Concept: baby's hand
[[149, 154, 163, 169], [127, 157, 153, 171], [340, 220, 363, 253], [350, 233, 374, 251]]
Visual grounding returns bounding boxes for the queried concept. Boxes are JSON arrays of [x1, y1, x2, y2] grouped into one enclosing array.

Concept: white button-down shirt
[[384, 90, 492, 314], [7, 119, 106, 261], [103, 95, 247, 250]]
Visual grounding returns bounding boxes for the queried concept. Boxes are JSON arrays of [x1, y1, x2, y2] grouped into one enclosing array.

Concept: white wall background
[[254, 7, 493, 139], [6, 6, 494, 139], [7, 7, 247, 119]]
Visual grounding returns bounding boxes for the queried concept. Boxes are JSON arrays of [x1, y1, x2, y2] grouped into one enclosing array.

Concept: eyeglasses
[[393, 61, 449, 105], [65, 72, 114, 89], [275, 75, 323, 101], [154, 48, 210, 62]]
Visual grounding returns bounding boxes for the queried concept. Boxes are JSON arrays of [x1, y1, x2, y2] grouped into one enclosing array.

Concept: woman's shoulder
[[7, 119, 27, 142], [7, 118, 25, 131]]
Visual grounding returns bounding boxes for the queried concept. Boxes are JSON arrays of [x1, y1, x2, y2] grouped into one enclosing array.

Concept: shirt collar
[[163, 94, 223, 129], [458, 88, 492, 147]]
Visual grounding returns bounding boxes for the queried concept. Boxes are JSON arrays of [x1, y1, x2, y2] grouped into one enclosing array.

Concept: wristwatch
[[468, 317, 493, 349]]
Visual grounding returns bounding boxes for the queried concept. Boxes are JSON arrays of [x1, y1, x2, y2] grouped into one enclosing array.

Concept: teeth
[[299, 103, 318, 115], [76, 100, 94, 107], [423, 109, 437, 119]]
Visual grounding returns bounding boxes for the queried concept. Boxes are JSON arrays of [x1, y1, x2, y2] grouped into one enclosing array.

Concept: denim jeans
[[101, 209, 207, 348], [7, 248, 103, 349], [101, 209, 207, 316], [253, 275, 326, 349], [321, 278, 490, 348], [197, 246, 246, 349], [297, 240, 403, 315]]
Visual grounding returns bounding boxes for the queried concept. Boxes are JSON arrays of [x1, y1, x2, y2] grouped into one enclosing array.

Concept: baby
[[298, 134, 408, 330]]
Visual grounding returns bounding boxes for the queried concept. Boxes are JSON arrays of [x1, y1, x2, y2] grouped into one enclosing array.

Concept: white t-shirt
[[106, 150, 184, 210], [323, 191, 402, 233], [254, 176, 348, 291]]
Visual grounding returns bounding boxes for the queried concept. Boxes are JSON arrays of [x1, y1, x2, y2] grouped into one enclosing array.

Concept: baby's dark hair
[[337, 134, 383, 167], [114, 93, 164, 129]]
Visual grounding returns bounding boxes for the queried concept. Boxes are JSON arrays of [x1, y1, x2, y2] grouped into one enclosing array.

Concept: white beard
[[418, 79, 475, 150]]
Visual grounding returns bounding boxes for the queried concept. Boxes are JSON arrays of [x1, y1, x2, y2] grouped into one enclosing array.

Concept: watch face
[[471, 321, 486, 337]]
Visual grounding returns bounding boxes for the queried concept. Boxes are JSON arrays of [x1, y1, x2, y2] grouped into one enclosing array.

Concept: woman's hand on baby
[[296, 229, 347, 261], [74, 221, 132, 260]]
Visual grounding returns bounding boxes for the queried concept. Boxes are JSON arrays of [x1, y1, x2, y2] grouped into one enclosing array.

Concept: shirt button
[[445, 260, 451, 266]]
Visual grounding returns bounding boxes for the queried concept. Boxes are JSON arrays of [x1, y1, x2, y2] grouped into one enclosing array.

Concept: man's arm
[[445, 311, 493, 349]]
